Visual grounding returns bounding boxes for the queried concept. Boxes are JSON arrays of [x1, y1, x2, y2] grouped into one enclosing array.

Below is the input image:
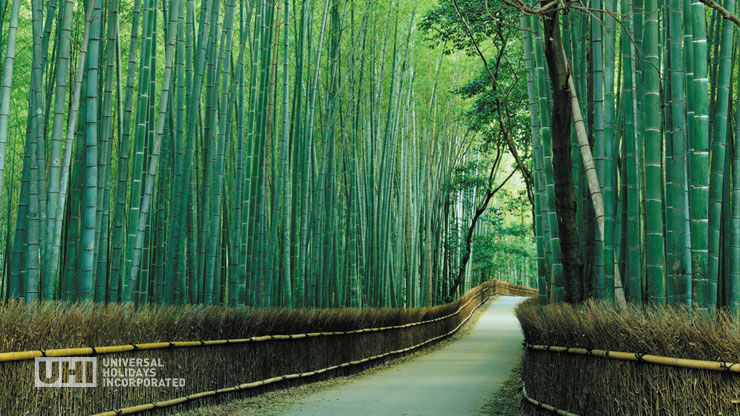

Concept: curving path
[[282, 296, 528, 416]]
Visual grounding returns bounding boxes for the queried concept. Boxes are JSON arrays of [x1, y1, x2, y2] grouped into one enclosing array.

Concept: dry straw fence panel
[[515, 298, 740, 415], [1, 280, 535, 415]]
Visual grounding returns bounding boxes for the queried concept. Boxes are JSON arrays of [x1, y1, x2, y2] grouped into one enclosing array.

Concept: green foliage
[[472, 223, 535, 287], [420, 0, 536, 294], [419, 0, 518, 55], [422, 0, 531, 155], [0, 0, 492, 309]]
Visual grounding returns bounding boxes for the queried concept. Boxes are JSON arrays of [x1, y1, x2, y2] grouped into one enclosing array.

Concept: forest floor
[[176, 296, 527, 416]]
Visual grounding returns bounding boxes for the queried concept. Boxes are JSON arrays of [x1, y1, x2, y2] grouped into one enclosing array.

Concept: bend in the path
[[282, 296, 528, 416]]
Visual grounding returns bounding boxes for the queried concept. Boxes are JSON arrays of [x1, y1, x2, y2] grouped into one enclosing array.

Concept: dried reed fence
[[516, 298, 740, 415], [1, 280, 534, 415]]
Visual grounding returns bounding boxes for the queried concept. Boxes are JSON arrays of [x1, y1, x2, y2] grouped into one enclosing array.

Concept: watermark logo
[[100, 358, 185, 387], [34, 356, 185, 388], [35, 357, 97, 388]]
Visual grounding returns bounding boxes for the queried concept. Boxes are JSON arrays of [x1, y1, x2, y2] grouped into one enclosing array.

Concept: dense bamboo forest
[[514, 0, 740, 312], [417, 0, 740, 313], [9, 0, 739, 313], [13, 0, 740, 414], [0, 0, 536, 308]]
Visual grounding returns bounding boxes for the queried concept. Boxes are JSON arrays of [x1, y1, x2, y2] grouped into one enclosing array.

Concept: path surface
[[282, 296, 528, 416]]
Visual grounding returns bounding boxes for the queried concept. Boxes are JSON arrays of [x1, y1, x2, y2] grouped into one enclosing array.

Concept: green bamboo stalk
[[108, 0, 143, 302], [54, 3, 96, 302], [78, 0, 103, 301], [643, 0, 666, 304], [203, 0, 234, 305], [603, 0, 616, 301], [23, 0, 47, 301], [730, 41, 740, 313], [93, 0, 119, 301], [0, 0, 22, 299], [229, 2, 251, 307], [521, 13, 548, 303], [124, 0, 181, 303], [278, 0, 293, 307], [163, 0, 186, 305], [707, 0, 735, 308], [689, 0, 711, 310], [591, 0, 605, 299], [0, 0, 21, 265], [620, 0, 642, 304], [532, 15, 564, 302], [668, 0, 691, 305], [122, 0, 156, 300]]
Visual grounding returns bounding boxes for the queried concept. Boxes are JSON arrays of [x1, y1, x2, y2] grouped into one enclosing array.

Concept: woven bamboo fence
[[1, 279, 535, 415], [516, 298, 740, 415]]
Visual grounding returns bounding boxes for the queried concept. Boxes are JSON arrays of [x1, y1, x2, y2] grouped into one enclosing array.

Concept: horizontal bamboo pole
[[528, 344, 740, 373], [90, 292, 495, 416], [522, 384, 580, 416], [1, 281, 526, 363]]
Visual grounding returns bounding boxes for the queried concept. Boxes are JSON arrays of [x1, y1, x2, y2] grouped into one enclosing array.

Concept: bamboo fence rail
[[522, 341, 740, 415], [522, 384, 580, 416], [526, 344, 740, 373]]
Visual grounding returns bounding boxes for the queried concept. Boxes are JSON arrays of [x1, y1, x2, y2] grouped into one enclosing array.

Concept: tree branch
[[449, 0, 534, 200], [700, 0, 740, 28]]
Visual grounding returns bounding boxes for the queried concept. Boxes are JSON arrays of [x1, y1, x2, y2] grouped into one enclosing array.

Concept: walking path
[[282, 296, 528, 416]]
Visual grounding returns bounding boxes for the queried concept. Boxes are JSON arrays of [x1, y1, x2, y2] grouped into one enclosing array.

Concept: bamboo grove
[[0, 0, 529, 308], [522, 1, 740, 312]]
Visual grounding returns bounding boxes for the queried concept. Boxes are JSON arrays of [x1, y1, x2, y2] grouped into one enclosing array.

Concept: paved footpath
[[282, 296, 529, 416]]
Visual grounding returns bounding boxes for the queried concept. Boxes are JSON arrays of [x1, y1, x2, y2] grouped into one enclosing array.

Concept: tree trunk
[[541, 8, 584, 303]]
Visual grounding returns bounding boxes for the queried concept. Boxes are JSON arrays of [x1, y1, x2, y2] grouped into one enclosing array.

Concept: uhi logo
[[34, 357, 97, 388]]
